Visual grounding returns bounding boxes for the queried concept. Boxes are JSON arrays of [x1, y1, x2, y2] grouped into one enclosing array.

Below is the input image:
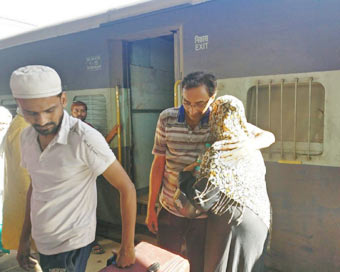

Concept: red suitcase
[[99, 241, 190, 272]]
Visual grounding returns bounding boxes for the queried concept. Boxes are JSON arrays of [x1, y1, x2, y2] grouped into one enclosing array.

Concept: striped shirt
[[152, 106, 211, 216]]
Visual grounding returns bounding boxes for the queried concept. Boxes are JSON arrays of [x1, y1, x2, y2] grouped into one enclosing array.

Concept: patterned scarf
[[195, 95, 270, 228]]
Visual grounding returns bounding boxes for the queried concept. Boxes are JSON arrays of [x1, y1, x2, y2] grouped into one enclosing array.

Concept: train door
[[125, 31, 180, 192]]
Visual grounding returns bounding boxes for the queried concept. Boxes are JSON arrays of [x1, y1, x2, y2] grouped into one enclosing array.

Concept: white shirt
[[21, 111, 116, 255]]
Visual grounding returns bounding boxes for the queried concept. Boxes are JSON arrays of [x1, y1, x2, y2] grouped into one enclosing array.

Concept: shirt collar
[[27, 110, 69, 148], [55, 110, 70, 145], [177, 105, 210, 125]]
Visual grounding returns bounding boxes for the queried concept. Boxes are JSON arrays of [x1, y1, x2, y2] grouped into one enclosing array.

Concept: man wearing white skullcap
[[11, 65, 136, 272]]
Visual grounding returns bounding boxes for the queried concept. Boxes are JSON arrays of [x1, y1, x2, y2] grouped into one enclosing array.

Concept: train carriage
[[1, 0, 340, 271]]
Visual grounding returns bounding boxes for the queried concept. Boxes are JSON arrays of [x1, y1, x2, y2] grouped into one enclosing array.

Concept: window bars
[[248, 77, 324, 161]]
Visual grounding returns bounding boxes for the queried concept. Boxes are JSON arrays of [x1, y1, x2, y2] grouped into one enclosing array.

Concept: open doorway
[[127, 34, 175, 192]]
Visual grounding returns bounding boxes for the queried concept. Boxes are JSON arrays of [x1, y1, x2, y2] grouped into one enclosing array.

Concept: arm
[[105, 124, 120, 144], [145, 155, 165, 234], [217, 123, 275, 152], [103, 160, 136, 268], [247, 123, 275, 150], [17, 183, 39, 271], [183, 161, 199, 172]]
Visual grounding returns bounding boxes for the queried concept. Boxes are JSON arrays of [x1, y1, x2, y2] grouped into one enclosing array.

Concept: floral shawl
[[195, 95, 271, 229]]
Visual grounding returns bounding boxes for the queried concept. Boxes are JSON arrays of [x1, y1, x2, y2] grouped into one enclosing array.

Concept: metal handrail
[[115, 85, 122, 163], [174, 80, 182, 107], [268, 80, 272, 158], [308, 77, 313, 160], [255, 80, 259, 126], [280, 79, 284, 159], [294, 78, 298, 159]]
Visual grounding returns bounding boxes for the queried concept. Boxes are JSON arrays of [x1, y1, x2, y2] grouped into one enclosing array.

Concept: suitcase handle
[[147, 262, 160, 272], [106, 253, 160, 272], [106, 253, 117, 266]]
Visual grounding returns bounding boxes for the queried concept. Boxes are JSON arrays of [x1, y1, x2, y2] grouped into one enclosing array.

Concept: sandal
[[91, 242, 105, 254]]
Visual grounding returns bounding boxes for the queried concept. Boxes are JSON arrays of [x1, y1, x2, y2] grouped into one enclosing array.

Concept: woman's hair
[[182, 72, 217, 97]]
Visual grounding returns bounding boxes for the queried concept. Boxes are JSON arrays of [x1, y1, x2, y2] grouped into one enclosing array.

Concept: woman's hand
[[183, 161, 199, 172]]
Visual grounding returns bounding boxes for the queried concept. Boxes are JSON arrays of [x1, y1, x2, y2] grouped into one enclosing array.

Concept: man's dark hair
[[182, 72, 217, 97], [71, 101, 87, 111]]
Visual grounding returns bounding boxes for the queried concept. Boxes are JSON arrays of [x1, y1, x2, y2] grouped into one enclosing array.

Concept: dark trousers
[[39, 242, 93, 272], [204, 207, 268, 272], [157, 208, 207, 272]]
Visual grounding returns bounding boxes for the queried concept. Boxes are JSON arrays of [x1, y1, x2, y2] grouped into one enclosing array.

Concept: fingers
[[116, 258, 134, 268], [183, 162, 199, 172], [17, 254, 38, 271], [153, 220, 158, 233], [147, 220, 158, 234], [146, 210, 158, 234], [217, 143, 239, 151], [116, 247, 136, 268]]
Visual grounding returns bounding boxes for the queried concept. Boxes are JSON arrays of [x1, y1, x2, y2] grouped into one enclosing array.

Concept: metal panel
[[129, 35, 174, 190], [130, 65, 174, 110], [265, 162, 340, 272], [132, 112, 160, 190]]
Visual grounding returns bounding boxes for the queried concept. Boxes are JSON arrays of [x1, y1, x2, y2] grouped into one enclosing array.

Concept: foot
[[91, 242, 105, 254]]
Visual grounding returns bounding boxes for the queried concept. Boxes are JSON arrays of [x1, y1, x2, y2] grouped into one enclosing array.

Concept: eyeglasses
[[182, 99, 210, 110]]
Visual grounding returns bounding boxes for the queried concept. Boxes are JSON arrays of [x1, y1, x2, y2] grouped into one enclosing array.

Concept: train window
[[246, 78, 325, 159], [73, 95, 107, 135]]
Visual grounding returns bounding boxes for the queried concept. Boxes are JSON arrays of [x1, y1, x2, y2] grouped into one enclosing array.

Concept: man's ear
[[60, 92, 67, 108]]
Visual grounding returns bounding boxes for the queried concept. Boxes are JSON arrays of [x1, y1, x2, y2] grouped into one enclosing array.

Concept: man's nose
[[188, 106, 198, 115], [35, 113, 48, 126]]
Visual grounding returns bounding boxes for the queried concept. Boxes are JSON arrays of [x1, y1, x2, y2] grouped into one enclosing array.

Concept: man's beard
[[33, 115, 63, 136]]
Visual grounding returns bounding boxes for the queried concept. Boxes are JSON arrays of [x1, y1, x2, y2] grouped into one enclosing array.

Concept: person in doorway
[[10, 65, 136, 272], [71, 101, 92, 125], [71, 100, 119, 144]]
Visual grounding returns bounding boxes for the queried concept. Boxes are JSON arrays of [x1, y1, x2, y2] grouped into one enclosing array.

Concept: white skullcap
[[10, 65, 62, 99]]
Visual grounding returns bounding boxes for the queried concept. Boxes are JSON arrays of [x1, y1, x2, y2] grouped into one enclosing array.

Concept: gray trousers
[[204, 207, 268, 272]]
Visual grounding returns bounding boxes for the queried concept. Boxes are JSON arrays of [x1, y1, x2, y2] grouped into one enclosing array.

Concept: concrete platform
[[0, 237, 120, 272]]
